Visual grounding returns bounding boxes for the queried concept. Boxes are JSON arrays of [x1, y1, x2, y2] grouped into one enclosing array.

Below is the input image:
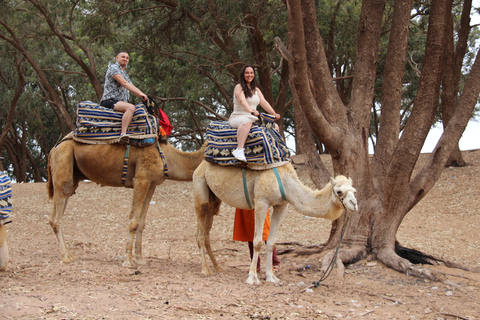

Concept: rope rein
[[312, 188, 352, 287]]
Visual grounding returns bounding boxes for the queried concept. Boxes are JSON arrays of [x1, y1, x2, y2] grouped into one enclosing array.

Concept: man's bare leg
[[113, 101, 136, 135]]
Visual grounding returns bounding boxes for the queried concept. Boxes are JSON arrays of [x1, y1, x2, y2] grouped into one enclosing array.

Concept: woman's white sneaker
[[232, 148, 247, 162]]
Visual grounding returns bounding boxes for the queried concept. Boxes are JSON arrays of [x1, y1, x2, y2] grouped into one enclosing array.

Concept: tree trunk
[[440, 0, 472, 167], [285, 0, 479, 281]]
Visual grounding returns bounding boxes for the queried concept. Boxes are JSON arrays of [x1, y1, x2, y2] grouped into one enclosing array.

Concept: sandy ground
[[1, 150, 479, 320]]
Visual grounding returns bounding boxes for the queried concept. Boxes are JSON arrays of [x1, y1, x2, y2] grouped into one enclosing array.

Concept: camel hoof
[[136, 257, 148, 266], [213, 265, 224, 273], [122, 259, 137, 269], [245, 275, 260, 285], [201, 267, 214, 276], [266, 274, 280, 283], [61, 254, 77, 263]]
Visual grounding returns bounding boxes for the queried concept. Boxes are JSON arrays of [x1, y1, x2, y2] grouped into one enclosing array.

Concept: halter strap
[[157, 141, 169, 179], [121, 145, 130, 186]]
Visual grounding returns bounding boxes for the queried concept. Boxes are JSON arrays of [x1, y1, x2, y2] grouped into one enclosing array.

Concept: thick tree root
[[279, 241, 478, 284], [313, 244, 478, 284], [395, 241, 478, 272]]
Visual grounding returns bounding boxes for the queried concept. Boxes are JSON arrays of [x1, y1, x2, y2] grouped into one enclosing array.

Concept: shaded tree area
[[0, 0, 297, 179], [285, 0, 480, 281], [0, 0, 117, 181]]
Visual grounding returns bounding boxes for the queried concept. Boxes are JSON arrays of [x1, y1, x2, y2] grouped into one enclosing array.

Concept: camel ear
[[348, 177, 353, 184], [330, 176, 336, 186]]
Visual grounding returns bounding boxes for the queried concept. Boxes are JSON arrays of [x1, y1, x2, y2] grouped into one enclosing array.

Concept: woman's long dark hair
[[239, 64, 256, 98]]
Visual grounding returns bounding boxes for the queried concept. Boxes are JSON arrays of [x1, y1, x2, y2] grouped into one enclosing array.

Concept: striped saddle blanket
[[205, 113, 291, 170], [72, 101, 159, 144], [0, 172, 12, 218]]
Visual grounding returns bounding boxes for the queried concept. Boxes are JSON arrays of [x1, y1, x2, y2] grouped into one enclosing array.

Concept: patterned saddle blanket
[[205, 113, 291, 170], [0, 172, 12, 219], [72, 101, 160, 145]]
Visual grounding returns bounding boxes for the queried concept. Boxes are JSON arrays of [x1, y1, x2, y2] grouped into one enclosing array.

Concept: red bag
[[158, 108, 173, 136], [145, 97, 173, 136]]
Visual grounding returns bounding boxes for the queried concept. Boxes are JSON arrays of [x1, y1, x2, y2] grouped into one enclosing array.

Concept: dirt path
[[1, 151, 479, 319]]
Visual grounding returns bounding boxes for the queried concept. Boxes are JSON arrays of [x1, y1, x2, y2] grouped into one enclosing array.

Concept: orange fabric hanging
[[233, 208, 270, 242]]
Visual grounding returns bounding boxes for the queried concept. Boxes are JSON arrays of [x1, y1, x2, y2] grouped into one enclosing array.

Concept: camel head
[[330, 175, 358, 212]]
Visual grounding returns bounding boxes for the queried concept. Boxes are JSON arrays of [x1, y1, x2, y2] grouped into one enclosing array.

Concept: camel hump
[[204, 115, 291, 169]]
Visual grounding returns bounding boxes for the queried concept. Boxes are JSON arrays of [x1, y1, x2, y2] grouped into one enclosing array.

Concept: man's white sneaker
[[232, 148, 247, 162]]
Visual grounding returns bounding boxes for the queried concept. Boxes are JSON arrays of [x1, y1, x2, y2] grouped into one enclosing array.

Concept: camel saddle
[[0, 171, 12, 220], [205, 113, 291, 170], [72, 101, 162, 146]]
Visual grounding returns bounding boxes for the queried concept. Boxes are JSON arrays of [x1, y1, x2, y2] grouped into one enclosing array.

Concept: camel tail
[[46, 152, 54, 199]]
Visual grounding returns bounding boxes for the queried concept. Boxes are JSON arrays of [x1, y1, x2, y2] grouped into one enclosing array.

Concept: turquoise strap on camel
[[242, 168, 252, 209], [273, 167, 286, 201], [242, 167, 286, 209]]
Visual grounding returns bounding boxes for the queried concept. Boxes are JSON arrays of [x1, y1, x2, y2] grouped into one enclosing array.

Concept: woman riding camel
[[229, 64, 280, 162]]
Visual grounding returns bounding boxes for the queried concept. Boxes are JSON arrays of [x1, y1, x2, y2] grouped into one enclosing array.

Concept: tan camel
[[193, 160, 358, 284], [47, 139, 205, 268], [0, 222, 8, 271]]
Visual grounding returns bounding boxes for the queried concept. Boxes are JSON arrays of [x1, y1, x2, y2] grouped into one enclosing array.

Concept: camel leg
[[203, 197, 222, 273], [195, 204, 211, 275], [195, 196, 222, 275], [265, 203, 288, 283], [0, 224, 8, 271], [194, 169, 211, 275], [50, 194, 78, 263], [133, 184, 157, 266], [194, 169, 223, 275], [48, 145, 79, 263], [123, 177, 151, 268], [246, 203, 270, 285]]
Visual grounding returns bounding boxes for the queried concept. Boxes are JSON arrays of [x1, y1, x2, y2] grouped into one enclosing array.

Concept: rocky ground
[[1, 150, 479, 319]]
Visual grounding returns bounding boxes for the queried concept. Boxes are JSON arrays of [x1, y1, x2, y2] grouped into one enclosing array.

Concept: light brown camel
[[47, 139, 205, 268], [193, 160, 358, 284], [0, 222, 8, 271]]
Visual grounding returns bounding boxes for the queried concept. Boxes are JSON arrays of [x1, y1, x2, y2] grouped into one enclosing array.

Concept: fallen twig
[[437, 312, 471, 320], [377, 294, 404, 305], [359, 310, 374, 316]]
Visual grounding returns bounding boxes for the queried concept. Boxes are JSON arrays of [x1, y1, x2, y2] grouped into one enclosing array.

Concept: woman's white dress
[[228, 90, 260, 128]]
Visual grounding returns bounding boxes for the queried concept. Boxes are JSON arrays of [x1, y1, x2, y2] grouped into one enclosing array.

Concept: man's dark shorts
[[100, 99, 120, 109]]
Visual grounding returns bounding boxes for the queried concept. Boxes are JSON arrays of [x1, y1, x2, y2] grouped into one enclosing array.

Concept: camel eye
[[336, 190, 342, 196]]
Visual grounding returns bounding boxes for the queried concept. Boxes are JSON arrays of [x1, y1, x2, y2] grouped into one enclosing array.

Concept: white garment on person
[[228, 90, 260, 128]]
